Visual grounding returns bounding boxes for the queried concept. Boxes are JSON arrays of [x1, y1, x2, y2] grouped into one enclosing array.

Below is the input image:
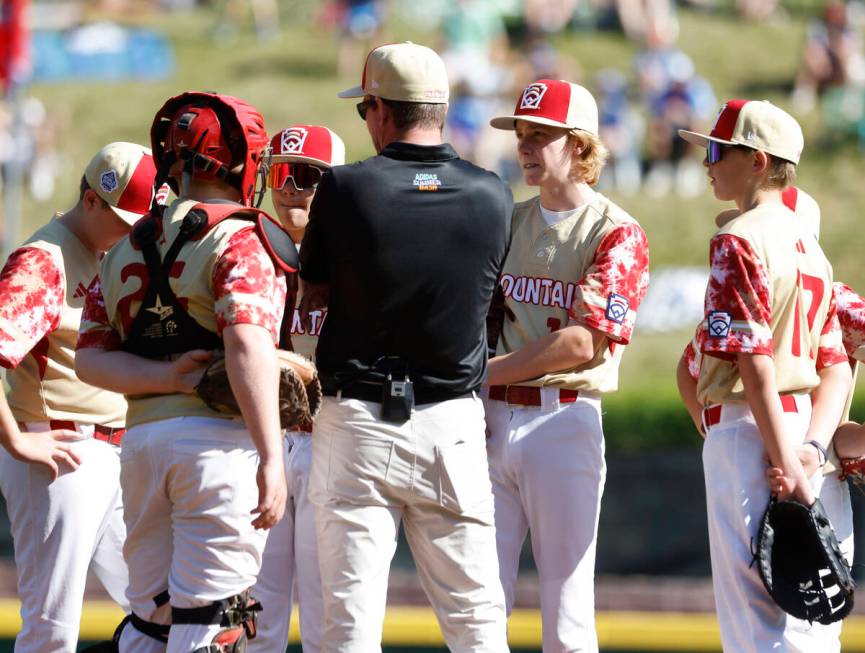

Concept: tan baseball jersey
[[696, 202, 847, 406], [782, 186, 820, 241], [283, 280, 325, 362], [497, 193, 649, 393], [78, 199, 287, 427], [0, 218, 127, 425]]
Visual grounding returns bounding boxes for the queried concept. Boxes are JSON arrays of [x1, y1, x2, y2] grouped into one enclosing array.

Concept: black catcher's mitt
[[755, 496, 854, 625], [196, 349, 322, 431]]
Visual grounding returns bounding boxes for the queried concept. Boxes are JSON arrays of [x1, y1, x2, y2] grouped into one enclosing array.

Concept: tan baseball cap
[[490, 79, 599, 135], [338, 42, 449, 104], [679, 99, 803, 164], [84, 142, 158, 224]]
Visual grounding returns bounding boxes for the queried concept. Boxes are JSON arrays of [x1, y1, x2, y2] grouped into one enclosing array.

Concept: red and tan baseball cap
[[679, 99, 804, 164], [84, 142, 158, 224], [337, 42, 449, 104], [269, 125, 346, 167], [490, 79, 599, 135]]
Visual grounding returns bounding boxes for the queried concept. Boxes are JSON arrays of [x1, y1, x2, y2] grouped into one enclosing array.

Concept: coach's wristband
[[807, 440, 828, 467]]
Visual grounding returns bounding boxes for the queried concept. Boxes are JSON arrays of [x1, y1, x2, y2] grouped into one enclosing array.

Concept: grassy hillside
[[14, 4, 865, 447]]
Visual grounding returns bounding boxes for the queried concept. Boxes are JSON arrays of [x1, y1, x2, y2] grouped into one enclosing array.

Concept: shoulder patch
[[605, 293, 629, 324], [708, 311, 732, 338]]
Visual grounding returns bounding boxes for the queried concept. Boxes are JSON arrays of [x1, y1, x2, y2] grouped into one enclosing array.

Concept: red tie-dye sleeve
[[568, 222, 650, 344], [816, 285, 852, 369], [699, 234, 773, 361], [683, 327, 701, 382], [212, 227, 287, 340], [833, 281, 865, 362], [77, 276, 122, 351], [0, 247, 64, 369]]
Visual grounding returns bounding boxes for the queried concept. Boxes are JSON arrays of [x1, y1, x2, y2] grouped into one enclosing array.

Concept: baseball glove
[[754, 496, 854, 625], [195, 349, 322, 431]]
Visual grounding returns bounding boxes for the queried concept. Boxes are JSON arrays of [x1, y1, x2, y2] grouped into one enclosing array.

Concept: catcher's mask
[[150, 91, 269, 209]]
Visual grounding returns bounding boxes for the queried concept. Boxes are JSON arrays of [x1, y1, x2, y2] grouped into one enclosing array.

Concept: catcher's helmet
[[150, 91, 269, 207]]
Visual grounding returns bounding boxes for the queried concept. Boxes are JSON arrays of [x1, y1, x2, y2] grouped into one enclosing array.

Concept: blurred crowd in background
[[5, 0, 865, 208]]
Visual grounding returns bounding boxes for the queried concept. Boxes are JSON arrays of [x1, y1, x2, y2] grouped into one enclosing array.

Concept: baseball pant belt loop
[[47, 419, 126, 446], [488, 384, 580, 407], [702, 394, 800, 431]]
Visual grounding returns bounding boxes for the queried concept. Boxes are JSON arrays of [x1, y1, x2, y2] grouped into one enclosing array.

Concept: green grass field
[[13, 1, 865, 446]]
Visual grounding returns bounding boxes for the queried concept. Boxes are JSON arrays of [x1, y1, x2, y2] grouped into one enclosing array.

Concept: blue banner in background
[[30, 23, 174, 82]]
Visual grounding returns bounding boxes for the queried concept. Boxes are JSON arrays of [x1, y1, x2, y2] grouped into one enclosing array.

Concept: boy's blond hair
[[763, 156, 797, 190], [566, 130, 609, 186]]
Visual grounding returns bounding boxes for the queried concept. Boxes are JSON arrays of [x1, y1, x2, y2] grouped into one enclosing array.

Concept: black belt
[[323, 382, 466, 406]]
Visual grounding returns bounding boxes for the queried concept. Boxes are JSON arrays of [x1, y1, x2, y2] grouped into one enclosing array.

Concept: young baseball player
[[0, 142, 158, 653], [486, 79, 650, 652], [75, 92, 294, 653], [250, 124, 345, 653], [677, 100, 850, 651]]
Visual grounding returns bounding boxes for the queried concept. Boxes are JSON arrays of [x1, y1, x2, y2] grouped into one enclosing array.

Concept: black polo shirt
[[300, 141, 512, 400]]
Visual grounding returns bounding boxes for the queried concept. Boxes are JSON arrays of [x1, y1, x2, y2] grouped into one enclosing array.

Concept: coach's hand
[[10, 429, 82, 480], [251, 457, 287, 530], [169, 349, 213, 393]]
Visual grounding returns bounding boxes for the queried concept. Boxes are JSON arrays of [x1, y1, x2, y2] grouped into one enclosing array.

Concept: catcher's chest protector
[[122, 203, 298, 360]]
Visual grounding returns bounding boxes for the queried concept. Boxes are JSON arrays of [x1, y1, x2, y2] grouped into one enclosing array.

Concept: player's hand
[[169, 349, 213, 393], [8, 429, 83, 481], [251, 457, 287, 530], [766, 466, 816, 505], [795, 443, 821, 479], [299, 282, 329, 332]]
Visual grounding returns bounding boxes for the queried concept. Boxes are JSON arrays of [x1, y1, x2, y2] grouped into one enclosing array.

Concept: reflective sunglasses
[[706, 141, 751, 164], [267, 162, 324, 191], [356, 98, 375, 120]]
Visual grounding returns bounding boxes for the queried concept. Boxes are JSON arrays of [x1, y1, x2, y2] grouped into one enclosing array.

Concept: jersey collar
[[380, 141, 458, 162]]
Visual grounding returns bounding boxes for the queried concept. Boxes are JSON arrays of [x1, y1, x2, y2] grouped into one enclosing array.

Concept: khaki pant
[[309, 394, 509, 653]]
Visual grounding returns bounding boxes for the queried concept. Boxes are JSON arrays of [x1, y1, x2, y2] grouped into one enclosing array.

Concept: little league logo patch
[[100, 170, 118, 194], [708, 311, 732, 337], [280, 127, 309, 155], [605, 293, 629, 324], [520, 83, 548, 110]]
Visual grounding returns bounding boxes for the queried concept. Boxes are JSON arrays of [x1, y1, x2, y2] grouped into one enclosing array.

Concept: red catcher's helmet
[[150, 91, 269, 207]]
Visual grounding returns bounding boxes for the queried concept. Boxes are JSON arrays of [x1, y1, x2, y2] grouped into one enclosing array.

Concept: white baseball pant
[[116, 416, 268, 653], [309, 394, 509, 653], [250, 432, 323, 653], [483, 389, 605, 653], [702, 395, 829, 653], [0, 423, 128, 653]]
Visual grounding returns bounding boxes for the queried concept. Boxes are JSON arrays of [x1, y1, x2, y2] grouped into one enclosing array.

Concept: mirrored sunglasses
[[267, 162, 323, 191], [706, 141, 752, 164], [706, 141, 725, 164]]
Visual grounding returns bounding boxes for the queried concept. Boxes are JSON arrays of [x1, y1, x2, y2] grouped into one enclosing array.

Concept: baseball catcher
[[76, 91, 296, 653]]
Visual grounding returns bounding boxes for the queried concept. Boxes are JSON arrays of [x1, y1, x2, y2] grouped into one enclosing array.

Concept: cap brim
[[337, 85, 365, 99], [678, 129, 736, 148], [490, 114, 592, 133], [270, 154, 333, 168], [111, 205, 146, 226]]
